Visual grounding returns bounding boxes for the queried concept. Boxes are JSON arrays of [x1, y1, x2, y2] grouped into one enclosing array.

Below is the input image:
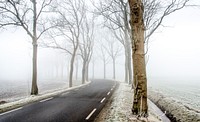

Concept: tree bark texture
[[128, 0, 148, 116]]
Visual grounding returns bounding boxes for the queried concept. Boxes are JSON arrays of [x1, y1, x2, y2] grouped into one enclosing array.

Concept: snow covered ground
[[148, 78, 200, 122], [0, 79, 82, 103], [95, 82, 169, 122]]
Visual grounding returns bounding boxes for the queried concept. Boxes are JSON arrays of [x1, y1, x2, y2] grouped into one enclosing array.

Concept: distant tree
[[98, 42, 110, 79], [91, 56, 97, 79], [104, 39, 122, 80], [79, 15, 94, 84], [0, 0, 56, 95], [43, 0, 86, 87], [94, 0, 132, 84]]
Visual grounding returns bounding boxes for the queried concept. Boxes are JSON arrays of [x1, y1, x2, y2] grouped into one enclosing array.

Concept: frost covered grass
[[148, 88, 200, 122], [0, 79, 81, 102], [0, 80, 90, 113], [148, 78, 200, 111], [95, 82, 162, 122], [148, 78, 200, 122]]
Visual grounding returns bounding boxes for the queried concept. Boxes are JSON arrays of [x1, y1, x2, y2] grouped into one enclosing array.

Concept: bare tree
[[43, 0, 86, 87], [93, 0, 133, 84], [79, 15, 94, 84], [128, 0, 191, 116], [104, 39, 122, 80], [98, 42, 110, 79], [93, 0, 191, 116], [0, 0, 56, 95]]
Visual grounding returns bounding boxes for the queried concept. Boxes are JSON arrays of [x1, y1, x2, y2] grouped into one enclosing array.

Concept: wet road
[[0, 79, 117, 122]]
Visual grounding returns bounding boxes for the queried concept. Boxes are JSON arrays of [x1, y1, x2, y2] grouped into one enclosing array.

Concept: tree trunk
[[85, 62, 89, 81], [124, 28, 132, 84], [92, 60, 95, 79], [125, 54, 128, 82], [82, 61, 86, 84], [127, 43, 132, 85], [31, 0, 38, 95], [76, 59, 78, 80], [31, 39, 38, 95], [113, 59, 116, 79], [128, 0, 148, 116], [103, 61, 106, 79], [69, 54, 75, 87]]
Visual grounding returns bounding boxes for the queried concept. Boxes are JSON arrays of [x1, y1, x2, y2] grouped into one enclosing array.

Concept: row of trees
[[94, 0, 193, 117], [0, 0, 123, 95], [0, 0, 194, 117]]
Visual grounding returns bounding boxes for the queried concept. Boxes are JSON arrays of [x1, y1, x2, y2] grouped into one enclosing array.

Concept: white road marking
[[0, 107, 23, 116], [40, 97, 53, 103], [86, 108, 96, 120], [100, 97, 106, 103], [107, 92, 110, 95], [111, 88, 113, 91]]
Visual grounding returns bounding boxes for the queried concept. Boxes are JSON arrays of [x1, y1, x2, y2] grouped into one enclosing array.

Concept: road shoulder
[[95, 82, 162, 122]]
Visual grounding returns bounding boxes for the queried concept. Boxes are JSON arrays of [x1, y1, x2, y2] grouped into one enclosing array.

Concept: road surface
[[0, 79, 117, 122]]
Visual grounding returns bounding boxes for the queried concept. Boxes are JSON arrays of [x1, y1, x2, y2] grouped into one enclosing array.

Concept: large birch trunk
[[128, 0, 148, 116]]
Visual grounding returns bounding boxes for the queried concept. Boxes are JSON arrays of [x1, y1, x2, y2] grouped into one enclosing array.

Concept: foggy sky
[[147, 5, 200, 80], [0, 3, 200, 83]]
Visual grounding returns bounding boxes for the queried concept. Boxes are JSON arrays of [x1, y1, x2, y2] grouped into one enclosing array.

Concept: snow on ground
[[148, 88, 200, 122], [95, 82, 163, 122], [0, 79, 82, 103], [0, 80, 90, 113]]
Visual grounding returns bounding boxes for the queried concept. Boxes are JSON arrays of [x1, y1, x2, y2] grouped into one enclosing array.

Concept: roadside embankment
[[148, 89, 200, 122]]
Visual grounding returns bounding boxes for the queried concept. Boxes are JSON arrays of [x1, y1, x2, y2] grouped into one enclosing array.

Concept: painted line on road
[[86, 108, 96, 120], [100, 97, 106, 103], [107, 91, 110, 95], [0, 107, 23, 116], [40, 97, 53, 103]]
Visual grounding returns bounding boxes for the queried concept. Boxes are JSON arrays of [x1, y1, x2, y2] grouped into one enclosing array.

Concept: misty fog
[[0, 0, 200, 104]]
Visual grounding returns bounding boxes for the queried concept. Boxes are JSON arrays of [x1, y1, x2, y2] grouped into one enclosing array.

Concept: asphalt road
[[0, 79, 117, 122]]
